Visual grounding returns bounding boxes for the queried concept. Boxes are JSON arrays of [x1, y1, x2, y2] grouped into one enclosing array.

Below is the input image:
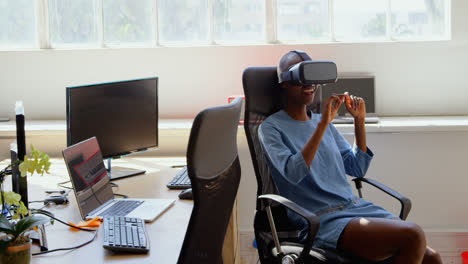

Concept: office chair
[[242, 66, 412, 264], [177, 97, 242, 264]]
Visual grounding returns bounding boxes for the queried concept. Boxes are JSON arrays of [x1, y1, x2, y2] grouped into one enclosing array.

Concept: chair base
[[270, 242, 394, 264]]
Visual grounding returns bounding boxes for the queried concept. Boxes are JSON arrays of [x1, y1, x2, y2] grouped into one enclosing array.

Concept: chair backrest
[[242, 66, 282, 211], [242, 66, 320, 210], [177, 98, 242, 264], [243, 67, 308, 263]]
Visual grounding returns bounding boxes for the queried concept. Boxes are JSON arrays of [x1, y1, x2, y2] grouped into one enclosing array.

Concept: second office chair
[[177, 97, 242, 264]]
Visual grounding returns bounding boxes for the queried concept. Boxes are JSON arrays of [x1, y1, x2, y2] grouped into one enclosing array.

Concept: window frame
[[1, 0, 452, 50]]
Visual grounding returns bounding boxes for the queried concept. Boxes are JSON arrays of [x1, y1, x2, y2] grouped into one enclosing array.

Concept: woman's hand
[[320, 95, 343, 125], [344, 92, 366, 121]]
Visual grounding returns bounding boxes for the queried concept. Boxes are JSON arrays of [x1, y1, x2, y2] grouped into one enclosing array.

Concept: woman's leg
[[423, 246, 443, 264], [337, 218, 441, 264]]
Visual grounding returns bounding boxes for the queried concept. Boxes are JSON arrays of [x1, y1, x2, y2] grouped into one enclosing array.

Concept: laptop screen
[[62, 137, 114, 218]]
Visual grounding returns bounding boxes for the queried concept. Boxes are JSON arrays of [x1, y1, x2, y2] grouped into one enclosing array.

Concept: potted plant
[[0, 145, 51, 264]]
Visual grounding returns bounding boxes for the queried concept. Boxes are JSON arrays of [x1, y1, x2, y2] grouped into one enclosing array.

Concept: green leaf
[[0, 215, 14, 234], [12, 215, 49, 238]]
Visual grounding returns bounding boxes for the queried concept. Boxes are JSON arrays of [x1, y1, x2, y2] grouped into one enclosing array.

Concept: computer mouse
[[178, 188, 193, 200]]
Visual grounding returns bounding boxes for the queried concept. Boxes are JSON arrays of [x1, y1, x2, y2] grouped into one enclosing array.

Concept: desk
[[2, 157, 240, 264]]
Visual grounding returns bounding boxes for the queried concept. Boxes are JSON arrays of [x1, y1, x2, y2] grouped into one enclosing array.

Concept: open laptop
[[62, 137, 175, 223], [320, 76, 379, 124]]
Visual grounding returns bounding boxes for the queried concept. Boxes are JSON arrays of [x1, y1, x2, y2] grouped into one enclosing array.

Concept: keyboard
[[166, 166, 191, 189], [103, 216, 149, 253], [99, 200, 142, 217]]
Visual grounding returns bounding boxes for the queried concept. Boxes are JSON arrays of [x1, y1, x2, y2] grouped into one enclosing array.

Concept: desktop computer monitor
[[66, 77, 158, 180]]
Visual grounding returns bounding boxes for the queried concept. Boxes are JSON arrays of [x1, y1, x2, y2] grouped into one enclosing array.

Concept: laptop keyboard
[[166, 166, 191, 189], [103, 216, 149, 253], [100, 200, 143, 217]]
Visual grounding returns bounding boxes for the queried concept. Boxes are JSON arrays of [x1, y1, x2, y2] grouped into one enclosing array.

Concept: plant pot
[[1, 239, 31, 264]]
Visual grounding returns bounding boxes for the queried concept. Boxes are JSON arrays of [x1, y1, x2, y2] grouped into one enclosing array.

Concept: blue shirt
[[258, 110, 374, 216]]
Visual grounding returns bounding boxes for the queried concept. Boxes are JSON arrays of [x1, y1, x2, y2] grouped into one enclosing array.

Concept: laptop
[[320, 76, 380, 124], [62, 137, 175, 223]]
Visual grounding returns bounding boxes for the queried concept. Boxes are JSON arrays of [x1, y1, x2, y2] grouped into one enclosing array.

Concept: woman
[[258, 51, 441, 264]]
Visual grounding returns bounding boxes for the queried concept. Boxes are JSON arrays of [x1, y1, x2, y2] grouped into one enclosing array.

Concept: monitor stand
[[106, 159, 146, 181]]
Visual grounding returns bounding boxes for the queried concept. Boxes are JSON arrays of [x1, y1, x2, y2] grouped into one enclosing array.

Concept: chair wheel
[[282, 254, 297, 264]]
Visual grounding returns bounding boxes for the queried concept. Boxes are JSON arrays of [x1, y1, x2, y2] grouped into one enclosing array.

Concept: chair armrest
[[352, 178, 412, 220], [259, 194, 319, 262]]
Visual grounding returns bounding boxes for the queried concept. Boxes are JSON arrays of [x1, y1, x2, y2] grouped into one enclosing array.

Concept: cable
[[57, 180, 73, 190], [29, 200, 47, 204], [30, 211, 99, 256], [31, 211, 96, 232], [1, 169, 12, 175], [45, 190, 66, 194], [110, 182, 128, 198], [32, 231, 98, 256], [113, 193, 128, 198], [30, 204, 53, 213], [64, 189, 72, 197]]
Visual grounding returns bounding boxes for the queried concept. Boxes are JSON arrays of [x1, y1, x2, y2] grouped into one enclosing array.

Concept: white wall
[[0, 1, 467, 119]]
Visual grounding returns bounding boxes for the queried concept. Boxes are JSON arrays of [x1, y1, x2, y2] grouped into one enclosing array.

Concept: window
[[0, 0, 37, 48], [391, 0, 448, 39], [48, 0, 99, 46], [277, 0, 329, 41], [213, 0, 265, 42], [103, 0, 154, 45], [158, 0, 209, 44], [0, 0, 452, 49], [333, 0, 387, 41]]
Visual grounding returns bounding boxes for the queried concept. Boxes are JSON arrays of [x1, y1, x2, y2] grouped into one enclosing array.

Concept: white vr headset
[[278, 50, 338, 86]]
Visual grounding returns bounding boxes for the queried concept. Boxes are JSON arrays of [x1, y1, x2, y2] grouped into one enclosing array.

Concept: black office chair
[[177, 97, 242, 264], [242, 66, 412, 264]]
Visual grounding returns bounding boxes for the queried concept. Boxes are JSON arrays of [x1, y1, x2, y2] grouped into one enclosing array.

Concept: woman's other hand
[[321, 95, 343, 124], [344, 92, 366, 121]]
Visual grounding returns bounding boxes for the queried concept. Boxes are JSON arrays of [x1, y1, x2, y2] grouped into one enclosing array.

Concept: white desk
[[2, 157, 240, 264]]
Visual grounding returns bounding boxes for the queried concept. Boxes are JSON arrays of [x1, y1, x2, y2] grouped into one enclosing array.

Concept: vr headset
[[278, 50, 338, 85]]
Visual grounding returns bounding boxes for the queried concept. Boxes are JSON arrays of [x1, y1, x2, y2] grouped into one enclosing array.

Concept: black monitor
[[66, 77, 158, 180]]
